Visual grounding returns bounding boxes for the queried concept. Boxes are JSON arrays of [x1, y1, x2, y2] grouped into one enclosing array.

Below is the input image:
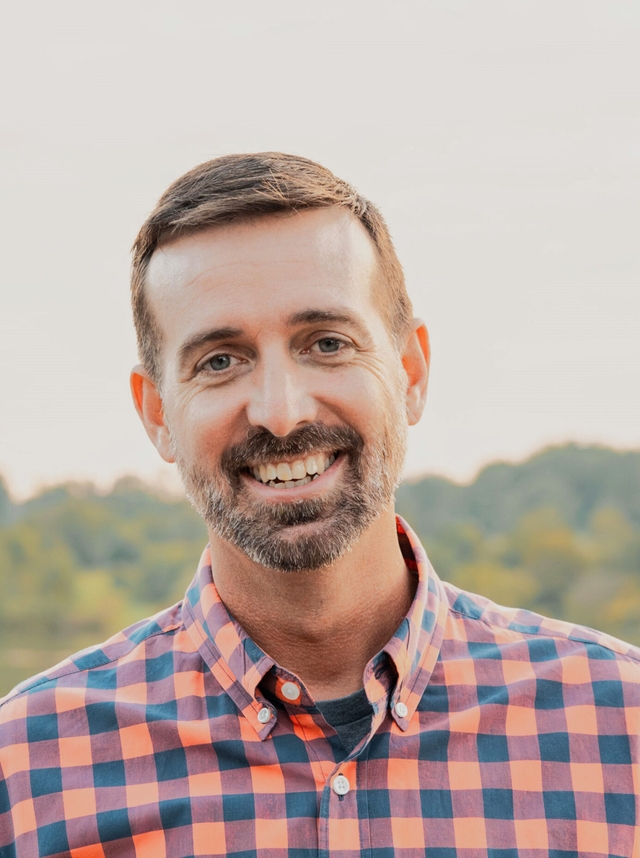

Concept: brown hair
[[131, 152, 412, 382]]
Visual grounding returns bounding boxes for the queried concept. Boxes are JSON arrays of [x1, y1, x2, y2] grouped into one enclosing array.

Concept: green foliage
[[399, 447, 640, 648], [0, 480, 206, 694], [397, 443, 640, 535], [0, 520, 75, 638], [1, 443, 639, 696]]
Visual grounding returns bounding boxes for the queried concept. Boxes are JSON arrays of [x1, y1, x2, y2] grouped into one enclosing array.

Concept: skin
[[131, 207, 430, 699]]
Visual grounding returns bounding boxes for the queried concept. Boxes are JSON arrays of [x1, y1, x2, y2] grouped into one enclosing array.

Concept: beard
[[172, 401, 407, 573]]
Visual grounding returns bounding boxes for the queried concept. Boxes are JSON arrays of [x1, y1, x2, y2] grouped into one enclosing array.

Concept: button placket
[[331, 774, 350, 796], [327, 759, 357, 800], [318, 760, 360, 852]]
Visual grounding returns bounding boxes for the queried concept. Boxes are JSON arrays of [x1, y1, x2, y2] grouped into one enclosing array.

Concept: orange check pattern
[[1, 516, 640, 857]]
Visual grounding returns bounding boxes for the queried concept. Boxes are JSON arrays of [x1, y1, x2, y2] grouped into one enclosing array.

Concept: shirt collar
[[182, 515, 448, 737], [379, 515, 448, 729]]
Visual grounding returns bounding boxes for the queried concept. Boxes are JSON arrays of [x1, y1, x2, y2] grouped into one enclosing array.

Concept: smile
[[249, 453, 338, 489]]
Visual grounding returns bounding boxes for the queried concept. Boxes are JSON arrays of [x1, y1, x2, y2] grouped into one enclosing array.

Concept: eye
[[303, 334, 353, 361], [202, 353, 235, 372], [315, 337, 344, 354]]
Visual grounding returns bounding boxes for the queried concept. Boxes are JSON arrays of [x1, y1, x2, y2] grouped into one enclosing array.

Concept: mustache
[[220, 423, 363, 472]]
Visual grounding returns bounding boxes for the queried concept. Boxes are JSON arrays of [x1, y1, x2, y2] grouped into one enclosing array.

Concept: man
[[1, 153, 639, 857]]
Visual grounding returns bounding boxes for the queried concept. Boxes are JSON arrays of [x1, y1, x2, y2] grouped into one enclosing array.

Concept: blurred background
[[1, 0, 639, 694]]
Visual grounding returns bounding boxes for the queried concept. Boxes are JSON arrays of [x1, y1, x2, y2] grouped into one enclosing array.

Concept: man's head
[[131, 152, 412, 385], [130, 155, 429, 572]]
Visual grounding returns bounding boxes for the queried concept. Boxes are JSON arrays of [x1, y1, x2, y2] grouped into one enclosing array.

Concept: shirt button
[[394, 701, 408, 718], [332, 774, 350, 796], [257, 707, 271, 723], [281, 682, 300, 701]]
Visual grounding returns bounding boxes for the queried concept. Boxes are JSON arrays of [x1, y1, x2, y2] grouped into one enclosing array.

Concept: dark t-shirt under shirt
[[264, 685, 373, 755], [316, 688, 373, 754]]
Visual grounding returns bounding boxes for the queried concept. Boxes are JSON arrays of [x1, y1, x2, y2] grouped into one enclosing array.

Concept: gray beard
[[173, 416, 407, 573]]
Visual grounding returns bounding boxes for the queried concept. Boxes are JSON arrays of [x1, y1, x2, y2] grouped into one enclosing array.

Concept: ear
[[401, 320, 430, 426], [130, 365, 175, 463]]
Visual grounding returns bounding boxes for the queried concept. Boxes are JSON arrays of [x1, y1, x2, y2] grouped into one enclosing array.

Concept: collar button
[[281, 681, 300, 701], [394, 701, 408, 718], [257, 707, 272, 723]]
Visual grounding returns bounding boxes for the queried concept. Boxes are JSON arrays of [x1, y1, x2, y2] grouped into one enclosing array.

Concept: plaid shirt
[[1, 516, 640, 858]]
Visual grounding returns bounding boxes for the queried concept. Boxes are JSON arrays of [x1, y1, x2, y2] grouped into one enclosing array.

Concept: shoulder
[[0, 602, 185, 731], [441, 580, 640, 674]]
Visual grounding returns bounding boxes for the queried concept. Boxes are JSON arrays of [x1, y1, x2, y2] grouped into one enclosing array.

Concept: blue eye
[[208, 354, 232, 371], [317, 338, 342, 353]]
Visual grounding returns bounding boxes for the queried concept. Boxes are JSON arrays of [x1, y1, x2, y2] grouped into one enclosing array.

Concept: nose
[[246, 351, 319, 438]]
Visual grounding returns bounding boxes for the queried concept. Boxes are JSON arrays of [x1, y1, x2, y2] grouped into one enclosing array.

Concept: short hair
[[131, 152, 412, 382]]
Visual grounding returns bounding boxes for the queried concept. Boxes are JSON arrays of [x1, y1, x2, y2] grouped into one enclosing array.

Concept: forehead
[[144, 208, 385, 348]]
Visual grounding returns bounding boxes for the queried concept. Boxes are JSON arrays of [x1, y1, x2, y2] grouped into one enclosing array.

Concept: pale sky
[[1, 0, 639, 500]]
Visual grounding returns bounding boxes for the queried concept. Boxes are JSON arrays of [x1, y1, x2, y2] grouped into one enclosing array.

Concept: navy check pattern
[[1, 517, 640, 857]]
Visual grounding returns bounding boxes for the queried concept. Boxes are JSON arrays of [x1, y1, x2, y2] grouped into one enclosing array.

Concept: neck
[[207, 508, 415, 700]]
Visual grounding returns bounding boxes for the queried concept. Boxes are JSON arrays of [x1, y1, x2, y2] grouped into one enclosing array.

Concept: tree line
[[1, 443, 639, 695]]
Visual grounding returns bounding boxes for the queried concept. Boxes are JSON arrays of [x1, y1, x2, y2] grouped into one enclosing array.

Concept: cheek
[[353, 361, 405, 406], [170, 390, 248, 457], [323, 362, 400, 412]]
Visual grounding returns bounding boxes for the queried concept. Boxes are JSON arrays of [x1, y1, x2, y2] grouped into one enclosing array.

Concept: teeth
[[276, 463, 293, 482], [251, 452, 338, 486], [265, 464, 277, 481], [291, 460, 306, 480]]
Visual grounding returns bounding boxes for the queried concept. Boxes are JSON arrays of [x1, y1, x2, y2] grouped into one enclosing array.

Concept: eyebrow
[[286, 308, 370, 338]]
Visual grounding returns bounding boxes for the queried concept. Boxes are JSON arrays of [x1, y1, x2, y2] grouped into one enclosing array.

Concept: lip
[[240, 452, 345, 500]]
